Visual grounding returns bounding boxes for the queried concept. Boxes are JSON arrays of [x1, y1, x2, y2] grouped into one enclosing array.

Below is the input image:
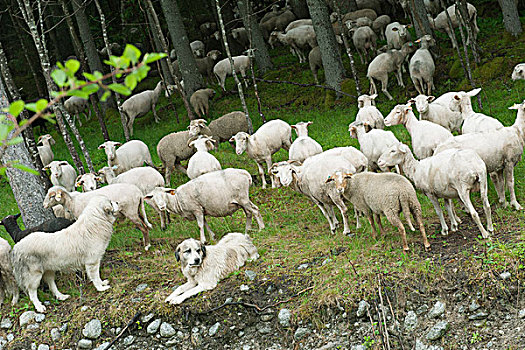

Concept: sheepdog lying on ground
[[0, 237, 18, 306], [166, 233, 259, 305], [11, 196, 119, 312]]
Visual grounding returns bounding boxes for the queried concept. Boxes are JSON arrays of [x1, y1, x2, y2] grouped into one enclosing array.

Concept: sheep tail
[[139, 197, 152, 229]]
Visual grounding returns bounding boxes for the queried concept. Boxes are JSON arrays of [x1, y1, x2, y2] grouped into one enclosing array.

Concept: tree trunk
[[145, 10, 175, 85], [409, 0, 434, 37], [159, 0, 204, 97], [0, 78, 56, 227], [457, 0, 480, 63], [288, 0, 310, 18], [306, 0, 345, 93], [498, 0, 523, 36], [237, 0, 273, 73]]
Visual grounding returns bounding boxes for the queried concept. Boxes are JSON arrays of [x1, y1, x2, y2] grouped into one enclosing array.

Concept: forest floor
[[1, 11, 525, 350]]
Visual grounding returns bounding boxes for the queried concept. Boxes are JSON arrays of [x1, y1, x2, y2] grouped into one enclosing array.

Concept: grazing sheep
[[343, 9, 378, 22], [274, 9, 297, 32], [98, 140, 154, 176], [213, 55, 251, 90], [190, 40, 205, 57], [512, 63, 525, 80], [260, 4, 283, 25], [269, 26, 317, 63], [285, 19, 313, 32], [75, 173, 99, 192], [190, 88, 216, 119], [329, 171, 429, 251], [37, 134, 55, 167], [232, 28, 249, 50], [384, 104, 453, 159], [410, 94, 462, 132], [64, 96, 90, 127], [200, 22, 217, 37], [345, 17, 373, 30], [428, 3, 479, 49], [43, 160, 77, 192], [355, 94, 385, 129], [367, 42, 416, 100], [0, 238, 18, 306], [187, 136, 222, 179], [145, 168, 264, 243], [188, 112, 249, 145], [121, 80, 165, 136], [43, 184, 152, 250], [385, 22, 412, 49], [195, 50, 221, 85], [230, 119, 292, 189], [372, 15, 391, 40], [449, 88, 504, 134], [165, 81, 184, 98], [378, 143, 493, 238], [409, 35, 436, 96], [350, 25, 377, 64], [308, 46, 323, 84], [0, 213, 73, 244], [289, 121, 323, 162]]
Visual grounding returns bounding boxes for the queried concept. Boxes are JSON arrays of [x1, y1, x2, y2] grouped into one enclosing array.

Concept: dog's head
[[175, 238, 207, 274]]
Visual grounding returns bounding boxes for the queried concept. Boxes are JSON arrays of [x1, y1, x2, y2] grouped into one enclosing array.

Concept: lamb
[[378, 143, 493, 238], [229, 119, 292, 189], [350, 25, 377, 64], [0, 238, 18, 306], [43, 184, 152, 250], [0, 213, 73, 243], [285, 19, 313, 32], [355, 94, 385, 129], [188, 112, 249, 144], [289, 121, 323, 163], [329, 171, 429, 251], [269, 26, 317, 63], [98, 139, 154, 176], [64, 96, 90, 127], [512, 63, 525, 80], [43, 160, 78, 192], [308, 46, 323, 84], [385, 22, 412, 49], [37, 134, 55, 167], [410, 94, 462, 132], [232, 28, 249, 50], [449, 88, 504, 134], [213, 55, 251, 91], [409, 35, 436, 96], [187, 136, 222, 179], [434, 100, 525, 210], [372, 15, 391, 40], [367, 42, 416, 100], [75, 173, 99, 192], [428, 3, 479, 49], [348, 121, 400, 171], [190, 40, 205, 57], [120, 80, 165, 136], [190, 88, 216, 119], [195, 50, 221, 85], [144, 168, 264, 243]]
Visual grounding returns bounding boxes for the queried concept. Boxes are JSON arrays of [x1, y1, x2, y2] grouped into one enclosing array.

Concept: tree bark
[[237, 0, 273, 73], [288, 0, 310, 18], [498, 0, 523, 37], [409, 0, 434, 37], [306, 0, 345, 93], [159, 0, 204, 97], [0, 78, 56, 227], [457, 0, 480, 63]]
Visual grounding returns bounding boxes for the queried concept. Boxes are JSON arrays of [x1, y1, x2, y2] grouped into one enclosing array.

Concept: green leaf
[[108, 83, 131, 96], [65, 59, 80, 75], [6, 136, 23, 145], [51, 69, 67, 87], [123, 44, 141, 64], [134, 65, 150, 81], [124, 74, 137, 90], [0, 122, 12, 141], [83, 72, 97, 81], [8, 100, 24, 118], [11, 162, 39, 175], [67, 90, 90, 99], [142, 52, 167, 64], [100, 90, 111, 102], [0, 166, 6, 177], [50, 91, 60, 98], [36, 99, 48, 112], [82, 84, 99, 95], [25, 103, 37, 112], [19, 119, 28, 126], [42, 114, 56, 124]]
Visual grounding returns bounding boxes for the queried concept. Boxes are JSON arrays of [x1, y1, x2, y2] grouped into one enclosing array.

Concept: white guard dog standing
[[166, 233, 259, 305], [11, 196, 119, 312]]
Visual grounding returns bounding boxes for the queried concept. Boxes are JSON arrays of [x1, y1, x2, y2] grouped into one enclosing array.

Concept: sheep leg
[[264, 157, 277, 188], [331, 194, 351, 235], [446, 29, 457, 49], [447, 199, 462, 225], [86, 262, 110, 291], [400, 198, 416, 231], [385, 210, 409, 251], [164, 165, 173, 185], [195, 212, 208, 243], [257, 161, 268, 189], [43, 271, 70, 301], [413, 77, 423, 95], [240, 68, 248, 87], [395, 69, 405, 87], [369, 77, 377, 95], [0, 287, 4, 306], [375, 213, 386, 235], [240, 200, 265, 230], [480, 171, 494, 233], [380, 76, 394, 101], [457, 188, 491, 239], [27, 270, 46, 313], [313, 199, 337, 233], [427, 77, 433, 96], [411, 204, 430, 250], [325, 204, 339, 229], [444, 199, 459, 232], [175, 162, 188, 175], [312, 69, 319, 84], [367, 214, 378, 239], [355, 208, 362, 229], [146, 199, 167, 230], [490, 171, 506, 206], [426, 194, 449, 236], [243, 206, 253, 231], [505, 164, 522, 210], [152, 103, 160, 123], [130, 217, 151, 251]]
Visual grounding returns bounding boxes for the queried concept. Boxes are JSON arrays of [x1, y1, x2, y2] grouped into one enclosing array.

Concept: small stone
[[192, 327, 200, 334], [31, 344, 37, 350], [0, 319, 12, 329], [322, 258, 332, 266], [81, 306, 88, 312], [6, 334, 14, 342], [95, 342, 110, 350], [469, 311, 488, 320], [261, 314, 273, 322], [518, 309, 525, 319], [404, 311, 418, 331], [35, 314, 45, 323], [278, 309, 292, 327], [38, 345, 49, 350], [245, 270, 256, 281], [82, 320, 102, 339], [415, 340, 427, 350], [416, 304, 429, 315], [209, 322, 220, 336], [177, 331, 185, 339], [191, 332, 203, 346], [294, 327, 310, 340], [256, 323, 272, 334], [350, 346, 366, 350], [19, 311, 37, 327], [297, 263, 309, 270], [141, 313, 155, 323], [51, 328, 61, 342], [123, 335, 135, 346], [426, 321, 450, 341], [238, 331, 245, 337], [225, 297, 233, 304], [115, 327, 121, 334], [60, 323, 68, 332], [160, 322, 176, 337], [147, 319, 162, 334], [469, 301, 481, 312], [428, 301, 446, 318], [135, 283, 148, 292], [458, 305, 466, 313], [240, 284, 249, 292], [27, 324, 40, 330], [166, 338, 178, 346], [356, 301, 370, 318], [77, 339, 92, 349], [499, 272, 511, 280], [266, 285, 274, 294]]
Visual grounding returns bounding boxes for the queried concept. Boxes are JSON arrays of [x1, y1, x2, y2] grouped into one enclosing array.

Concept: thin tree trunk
[[457, 0, 480, 63], [145, 10, 175, 86], [409, 0, 434, 37], [288, 0, 310, 18], [498, 0, 523, 37], [215, 0, 253, 134]]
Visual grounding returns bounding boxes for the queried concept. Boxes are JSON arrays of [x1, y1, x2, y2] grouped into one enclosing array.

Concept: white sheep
[[385, 22, 412, 49], [190, 40, 205, 57], [384, 104, 453, 159], [449, 88, 504, 134], [269, 26, 317, 63], [229, 119, 292, 189], [308, 46, 323, 84], [190, 88, 216, 119], [289, 121, 323, 163], [355, 94, 385, 129], [43, 184, 152, 250], [187, 136, 222, 179], [98, 140, 154, 176], [378, 143, 493, 238], [512, 63, 525, 80], [350, 25, 377, 64], [372, 15, 391, 40], [428, 3, 479, 49], [144, 168, 265, 243], [121, 80, 165, 136], [285, 19, 313, 32], [213, 55, 251, 91], [345, 17, 373, 30], [75, 173, 99, 192], [0, 238, 18, 306], [410, 94, 463, 133], [43, 160, 77, 192], [187, 112, 249, 144], [409, 35, 436, 96], [37, 134, 55, 167], [64, 96, 91, 127]]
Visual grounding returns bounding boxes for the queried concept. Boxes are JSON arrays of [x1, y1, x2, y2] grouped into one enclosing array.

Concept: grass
[[2, 13, 525, 348]]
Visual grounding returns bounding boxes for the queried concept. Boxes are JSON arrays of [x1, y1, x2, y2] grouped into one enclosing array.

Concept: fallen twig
[[103, 311, 141, 350], [378, 280, 391, 350], [384, 282, 406, 350], [254, 78, 357, 99]]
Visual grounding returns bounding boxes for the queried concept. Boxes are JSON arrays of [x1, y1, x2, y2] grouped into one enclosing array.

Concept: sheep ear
[[229, 136, 235, 143], [175, 247, 181, 262], [325, 175, 334, 183], [508, 103, 521, 110], [98, 144, 105, 149], [144, 194, 153, 200], [427, 96, 435, 102], [95, 176, 102, 182], [287, 160, 302, 166], [168, 190, 176, 195], [399, 144, 409, 153], [453, 94, 461, 101], [408, 98, 415, 104], [200, 243, 206, 258], [415, 38, 421, 43], [406, 24, 412, 28], [188, 140, 196, 148], [43, 165, 50, 171], [291, 125, 297, 129], [112, 165, 119, 170], [307, 121, 313, 126], [75, 175, 82, 183], [468, 88, 481, 97], [344, 173, 353, 179], [59, 161, 68, 166], [115, 142, 122, 147], [370, 94, 378, 99]]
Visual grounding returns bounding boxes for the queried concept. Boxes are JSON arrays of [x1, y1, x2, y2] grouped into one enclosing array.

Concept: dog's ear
[[200, 243, 206, 259], [175, 247, 181, 262], [14, 213, 22, 220]]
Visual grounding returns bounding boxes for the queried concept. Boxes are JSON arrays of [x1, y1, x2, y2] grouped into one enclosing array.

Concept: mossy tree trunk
[[498, 0, 523, 37], [409, 0, 434, 37]]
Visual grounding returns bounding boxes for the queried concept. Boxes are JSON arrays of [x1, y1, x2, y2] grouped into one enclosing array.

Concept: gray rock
[[141, 313, 155, 323], [51, 328, 61, 342], [469, 301, 481, 312], [297, 263, 309, 270], [147, 319, 162, 334], [27, 324, 40, 330], [77, 339, 92, 349], [415, 340, 427, 350], [81, 306, 89, 312], [519, 309, 525, 319], [19, 311, 37, 327], [177, 330, 186, 339], [261, 314, 273, 322], [37, 345, 49, 350], [428, 301, 445, 318], [356, 300, 370, 318], [209, 322, 220, 336], [6, 334, 14, 342], [457, 305, 466, 313], [31, 343, 36, 350], [426, 321, 450, 341], [404, 311, 418, 331], [95, 342, 110, 350], [240, 284, 249, 292], [350, 346, 366, 350], [135, 283, 148, 292], [160, 322, 176, 337], [245, 270, 256, 281], [192, 327, 200, 334], [0, 318, 12, 329], [225, 297, 233, 304], [238, 331, 245, 337], [82, 320, 102, 339], [416, 304, 429, 315], [35, 314, 45, 323], [500, 272, 511, 280], [166, 338, 179, 346], [469, 311, 488, 320], [294, 327, 310, 340], [257, 323, 272, 334], [278, 309, 292, 327], [123, 335, 135, 346]]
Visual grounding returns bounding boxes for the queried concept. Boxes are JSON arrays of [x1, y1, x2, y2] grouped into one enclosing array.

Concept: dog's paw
[[56, 294, 70, 301], [96, 285, 111, 292], [169, 296, 185, 305], [35, 304, 46, 313], [101, 279, 110, 286]]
